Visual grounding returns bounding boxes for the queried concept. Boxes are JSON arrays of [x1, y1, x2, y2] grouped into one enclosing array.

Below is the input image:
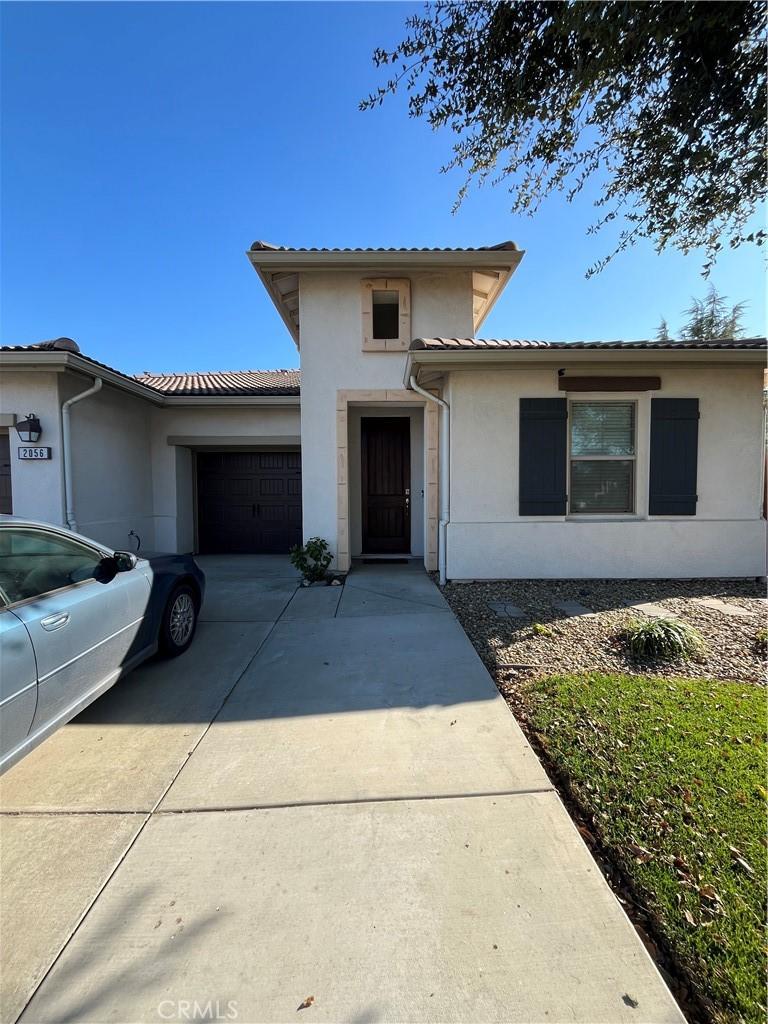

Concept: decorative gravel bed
[[440, 578, 767, 685]]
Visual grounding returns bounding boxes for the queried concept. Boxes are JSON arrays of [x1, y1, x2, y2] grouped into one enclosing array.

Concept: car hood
[[136, 551, 201, 570]]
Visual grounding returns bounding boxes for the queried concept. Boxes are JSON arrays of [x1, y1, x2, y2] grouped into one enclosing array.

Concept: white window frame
[[567, 399, 638, 517], [361, 278, 411, 352]]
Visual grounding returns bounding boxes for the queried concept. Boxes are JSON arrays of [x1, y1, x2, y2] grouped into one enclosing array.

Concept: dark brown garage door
[[196, 452, 302, 554]]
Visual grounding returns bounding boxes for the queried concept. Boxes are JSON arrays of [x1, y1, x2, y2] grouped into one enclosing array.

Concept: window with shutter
[[519, 399, 567, 515], [649, 399, 699, 515]]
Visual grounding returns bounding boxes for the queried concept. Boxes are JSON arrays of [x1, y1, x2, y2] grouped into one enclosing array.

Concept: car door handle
[[41, 612, 70, 631]]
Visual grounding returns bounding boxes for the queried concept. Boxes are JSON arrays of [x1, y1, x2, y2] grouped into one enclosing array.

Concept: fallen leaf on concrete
[[622, 993, 639, 1008], [297, 996, 315, 1012]]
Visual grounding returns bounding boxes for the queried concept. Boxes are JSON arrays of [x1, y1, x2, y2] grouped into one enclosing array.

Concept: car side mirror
[[94, 556, 119, 584], [94, 552, 137, 585], [113, 551, 138, 572]]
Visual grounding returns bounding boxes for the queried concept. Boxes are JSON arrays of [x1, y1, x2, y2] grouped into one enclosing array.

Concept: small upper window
[[372, 290, 400, 339], [569, 401, 636, 514], [361, 278, 410, 351]]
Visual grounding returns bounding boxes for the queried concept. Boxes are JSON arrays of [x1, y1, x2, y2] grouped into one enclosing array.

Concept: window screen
[[570, 402, 635, 513]]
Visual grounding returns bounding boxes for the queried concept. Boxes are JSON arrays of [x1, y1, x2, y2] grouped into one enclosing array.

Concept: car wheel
[[159, 584, 198, 657]]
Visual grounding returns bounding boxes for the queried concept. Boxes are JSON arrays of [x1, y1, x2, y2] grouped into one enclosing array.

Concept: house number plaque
[[18, 446, 52, 460]]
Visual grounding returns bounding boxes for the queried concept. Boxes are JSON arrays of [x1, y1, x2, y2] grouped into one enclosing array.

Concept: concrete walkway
[[1, 558, 684, 1024]]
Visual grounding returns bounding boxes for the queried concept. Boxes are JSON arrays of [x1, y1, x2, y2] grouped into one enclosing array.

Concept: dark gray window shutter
[[519, 398, 567, 515], [649, 398, 699, 515]]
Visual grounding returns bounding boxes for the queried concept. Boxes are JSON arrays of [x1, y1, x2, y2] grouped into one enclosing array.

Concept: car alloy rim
[[169, 593, 195, 645]]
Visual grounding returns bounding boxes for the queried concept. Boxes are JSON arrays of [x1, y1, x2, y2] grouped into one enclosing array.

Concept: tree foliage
[[656, 284, 747, 341], [363, 1, 767, 276]]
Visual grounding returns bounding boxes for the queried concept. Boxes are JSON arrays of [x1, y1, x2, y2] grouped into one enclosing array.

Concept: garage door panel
[[259, 479, 285, 496], [197, 452, 302, 554]]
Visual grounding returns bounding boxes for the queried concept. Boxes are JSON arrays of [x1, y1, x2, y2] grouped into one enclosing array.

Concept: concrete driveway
[[0, 557, 684, 1024]]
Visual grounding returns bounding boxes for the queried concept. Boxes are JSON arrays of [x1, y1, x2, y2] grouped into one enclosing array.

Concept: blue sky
[[2, 1, 765, 375]]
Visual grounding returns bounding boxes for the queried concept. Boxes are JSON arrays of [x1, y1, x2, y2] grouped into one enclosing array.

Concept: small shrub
[[532, 622, 554, 638], [755, 627, 768, 657], [622, 617, 706, 663], [289, 537, 333, 583]]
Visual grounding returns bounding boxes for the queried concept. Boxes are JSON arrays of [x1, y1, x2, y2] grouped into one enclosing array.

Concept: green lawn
[[524, 672, 766, 1024]]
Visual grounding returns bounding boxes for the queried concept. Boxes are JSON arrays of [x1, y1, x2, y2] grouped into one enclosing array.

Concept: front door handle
[[41, 612, 70, 631]]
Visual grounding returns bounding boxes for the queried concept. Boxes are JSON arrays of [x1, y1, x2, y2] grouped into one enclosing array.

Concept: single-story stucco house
[[1, 241, 766, 580]]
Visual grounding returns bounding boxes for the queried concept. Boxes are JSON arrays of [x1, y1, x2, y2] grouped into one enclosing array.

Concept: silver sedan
[[0, 517, 205, 773]]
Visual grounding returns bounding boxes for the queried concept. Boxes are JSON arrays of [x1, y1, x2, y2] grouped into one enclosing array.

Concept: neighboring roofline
[[0, 350, 301, 405], [246, 243, 526, 347]]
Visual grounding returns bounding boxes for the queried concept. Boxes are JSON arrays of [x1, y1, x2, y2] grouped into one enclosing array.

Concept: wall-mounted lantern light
[[16, 414, 42, 444]]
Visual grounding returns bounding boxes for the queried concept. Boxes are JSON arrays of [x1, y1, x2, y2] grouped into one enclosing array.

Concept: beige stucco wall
[[1, 371, 157, 550], [150, 403, 301, 552], [62, 377, 156, 551], [1, 366, 301, 554], [447, 363, 766, 578], [1, 370, 66, 526], [299, 270, 473, 560]]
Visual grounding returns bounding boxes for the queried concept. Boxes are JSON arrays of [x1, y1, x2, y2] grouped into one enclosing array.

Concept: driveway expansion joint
[[341, 581, 449, 611], [0, 809, 148, 817], [12, 582, 299, 1024], [155, 785, 557, 815]]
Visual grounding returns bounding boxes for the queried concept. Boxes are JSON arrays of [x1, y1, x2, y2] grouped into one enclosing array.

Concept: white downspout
[[409, 374, 450, 585], [62, 377, 102, 531]]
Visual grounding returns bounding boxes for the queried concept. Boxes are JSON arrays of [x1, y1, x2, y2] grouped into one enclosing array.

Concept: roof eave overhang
[[247, 248, 525, 347], [407, 346, 766, 378], [251, 261, 301, 347], [0, 351, 166, 404], [0, 352, 301, 405], [247, 248, 523, 271], [161, 394, 300, 406]]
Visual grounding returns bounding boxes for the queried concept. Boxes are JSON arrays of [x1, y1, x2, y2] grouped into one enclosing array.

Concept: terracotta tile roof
[[250, 240, 520, 253], [1, 337, 81, 353], [134, 369, 300, 396], [411, 337, 768, 351], [0, 342, 300, 398], [0, 340, 163, 393]]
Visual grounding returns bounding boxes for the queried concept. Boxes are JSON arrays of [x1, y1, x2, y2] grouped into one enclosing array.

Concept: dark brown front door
[[0, 434, 11, 514], [361, 417, 410, 553], [196, 451, 302, 554]]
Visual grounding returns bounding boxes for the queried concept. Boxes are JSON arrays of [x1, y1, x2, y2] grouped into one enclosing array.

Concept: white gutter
[[409, 374, 450, 585], [0, 350, 164, 403], [162, 395, 300, 407], [62, 377, 102, 531], [408, 347, 766, 366]]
